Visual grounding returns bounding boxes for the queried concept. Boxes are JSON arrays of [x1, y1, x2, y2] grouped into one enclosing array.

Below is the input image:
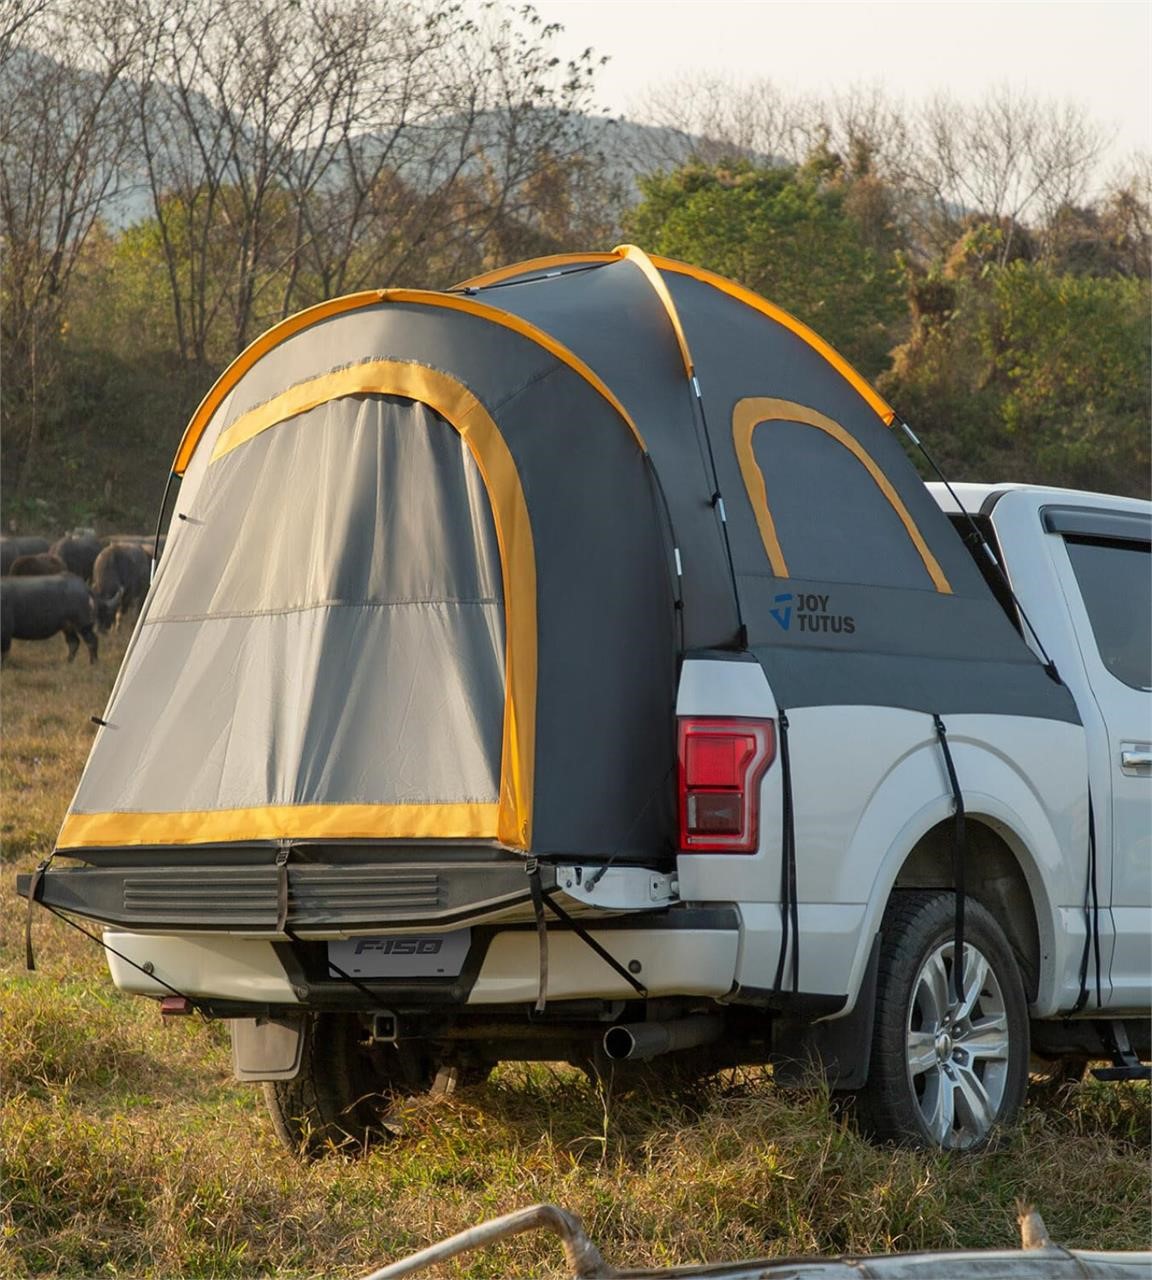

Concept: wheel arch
[[839, 732, 1069, 1017], [892, 817, 1043, 1002]]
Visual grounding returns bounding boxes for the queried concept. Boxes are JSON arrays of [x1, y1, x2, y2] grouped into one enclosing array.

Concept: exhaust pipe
[[601, 1014, 723, 1063]]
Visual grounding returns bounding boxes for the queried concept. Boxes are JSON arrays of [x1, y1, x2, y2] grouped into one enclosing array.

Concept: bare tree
[[283, 1, 606, 301], [907, 88, 1110, 262], [632, 77, 1114, 271], [1043, 154, 1152, 278], [0, 0, 54, 70], [123, 0, 604, 367], [629, 73, 806, 172], [277, 0, 500, 306], [0, 0, 138, 488], [128, 0, 353, 365], [1103, 154, 1152, 278]]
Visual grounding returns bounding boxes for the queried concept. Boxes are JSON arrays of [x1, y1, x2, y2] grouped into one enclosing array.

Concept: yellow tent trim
[[732, 403, 790, 578], [655, 259, 898, 426], [57, 803, 500, 849], [613, 244, 696, 380], [173, 292, 386, 474], [212, 359, 537, 848], [733, 397, 952, 593], [173, 287, 644, 477]]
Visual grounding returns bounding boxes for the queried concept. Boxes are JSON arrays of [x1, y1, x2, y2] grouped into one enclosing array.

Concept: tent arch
[[214, 358, 538, 851], [61, 362, 538, 852], [732, 396, 952, 593]]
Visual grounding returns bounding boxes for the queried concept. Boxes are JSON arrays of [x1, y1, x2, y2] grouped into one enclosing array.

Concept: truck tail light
[[678, 717, 776, 853]]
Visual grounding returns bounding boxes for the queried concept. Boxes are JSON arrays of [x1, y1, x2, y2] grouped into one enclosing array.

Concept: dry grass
[[2, 631, 1149, 1278]]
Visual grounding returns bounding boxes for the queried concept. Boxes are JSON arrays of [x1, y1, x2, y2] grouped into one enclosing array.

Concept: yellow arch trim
[[57, 803, 499, 850], [733, 397, 952, 593], [613, 243, 695, 380], [174, 292, 384, 473], [653, 258, 897, 426], [209, 360, 537, 847], [173, 286, 644, 475]]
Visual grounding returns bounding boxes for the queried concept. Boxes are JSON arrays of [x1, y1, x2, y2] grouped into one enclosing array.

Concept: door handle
[[1120, 750, 1152, 769]]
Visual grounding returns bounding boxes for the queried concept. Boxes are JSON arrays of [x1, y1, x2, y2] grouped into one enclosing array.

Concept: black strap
[[37, 899, 202, 1008], [526, 859, 549, 1013], [279, 923, 399, 1013], [1088, 791, 1102, 1010], [24, 856, 53, 971], [1072, 792, 1098, 1013], [772, 710, 799, 994], [275, 846, 291, 934], [899, 419, 1060, 684], [540, 889, 648, 999], [933, 715, 966, 1003]]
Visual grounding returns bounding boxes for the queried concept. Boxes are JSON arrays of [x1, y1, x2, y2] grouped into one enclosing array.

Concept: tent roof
[[455, 248, 897, 424], [174, 248, 897, 479]]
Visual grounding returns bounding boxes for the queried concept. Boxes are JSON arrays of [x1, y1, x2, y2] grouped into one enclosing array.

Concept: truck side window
[[1064, 535, 1151, 691]]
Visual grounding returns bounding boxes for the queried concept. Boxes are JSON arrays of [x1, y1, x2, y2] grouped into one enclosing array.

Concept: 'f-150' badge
[[329, 930, 471, 978]]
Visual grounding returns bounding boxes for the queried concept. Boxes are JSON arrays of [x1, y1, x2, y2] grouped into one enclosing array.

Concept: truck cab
[[934, 483, 1151, 1015]]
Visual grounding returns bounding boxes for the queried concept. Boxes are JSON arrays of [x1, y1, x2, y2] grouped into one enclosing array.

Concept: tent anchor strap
[[1071, 790, 1103, 1014], [526, 858, 550, 1013], [771, 709, 799, 995], [525, 859, 648, 1015], [933, 714, 967, 1003], [26, 887, 205, 1012], [24, 854, 55, 971], [899, 418, 1060, 684]]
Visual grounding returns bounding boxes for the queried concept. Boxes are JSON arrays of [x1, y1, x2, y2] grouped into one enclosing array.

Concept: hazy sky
[[531, 1, 1151, 169]]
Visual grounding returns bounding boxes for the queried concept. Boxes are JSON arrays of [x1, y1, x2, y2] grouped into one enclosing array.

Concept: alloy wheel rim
[[905, 940, 1011, 1149]]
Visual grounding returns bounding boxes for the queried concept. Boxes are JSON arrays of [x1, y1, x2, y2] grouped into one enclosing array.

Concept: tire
[[263, 1012, 440, 1158], [853, 890, 1029, 1151]]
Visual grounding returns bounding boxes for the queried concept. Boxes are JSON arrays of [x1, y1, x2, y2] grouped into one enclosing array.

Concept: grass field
[[1, 630, 1149, 1278]]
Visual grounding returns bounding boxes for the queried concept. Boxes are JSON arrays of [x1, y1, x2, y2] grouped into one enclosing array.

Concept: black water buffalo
[[1, 573, 98, 663], [92, 541, 151, 631], [1, 536, 51, 575], [51, 533, 103, 582], [103, 533, 165, 560], [9, 552, 67, 576]]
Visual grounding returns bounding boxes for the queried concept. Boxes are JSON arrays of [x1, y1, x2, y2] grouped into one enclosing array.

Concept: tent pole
[[615, 245, 748, 649], [898, 419, 1061, 683], [150, 469, 179, 583]]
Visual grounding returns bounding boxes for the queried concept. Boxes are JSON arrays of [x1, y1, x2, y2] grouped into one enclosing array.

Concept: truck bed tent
[[57, 248, 1076, 865]]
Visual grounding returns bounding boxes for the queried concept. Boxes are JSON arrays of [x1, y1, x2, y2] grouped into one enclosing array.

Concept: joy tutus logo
[[770, 593, 794, 630], [770, 592, 855, 635]]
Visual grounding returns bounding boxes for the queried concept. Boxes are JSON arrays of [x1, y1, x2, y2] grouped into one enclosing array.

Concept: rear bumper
[[101, 909, 741, 1008]]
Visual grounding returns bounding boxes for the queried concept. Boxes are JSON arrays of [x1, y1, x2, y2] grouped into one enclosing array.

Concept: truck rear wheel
[[853, 891, 1029, 1151], [263, 1012, 467, 1158]]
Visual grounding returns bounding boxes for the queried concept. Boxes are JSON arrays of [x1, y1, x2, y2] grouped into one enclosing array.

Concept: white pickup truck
[[31, 480, 1148, 1154], [18, 253, 1150, 1157]]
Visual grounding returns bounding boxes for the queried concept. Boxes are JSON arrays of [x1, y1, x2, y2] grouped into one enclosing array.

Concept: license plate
[[328, 930, 471, 979]]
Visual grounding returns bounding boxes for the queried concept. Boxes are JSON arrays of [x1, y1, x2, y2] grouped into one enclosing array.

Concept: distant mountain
[[2, 45, 776, 233]]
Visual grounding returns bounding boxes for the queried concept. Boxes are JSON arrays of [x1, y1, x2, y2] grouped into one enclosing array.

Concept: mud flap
[[771, 932, 880, 1089], [230, 1013, 305, 1081]]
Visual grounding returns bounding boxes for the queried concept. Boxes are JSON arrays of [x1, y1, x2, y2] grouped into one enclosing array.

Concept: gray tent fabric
[[458, 254, 1078, 722], [56, 249, 1076, 865], [71, 398, 507, 821]]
